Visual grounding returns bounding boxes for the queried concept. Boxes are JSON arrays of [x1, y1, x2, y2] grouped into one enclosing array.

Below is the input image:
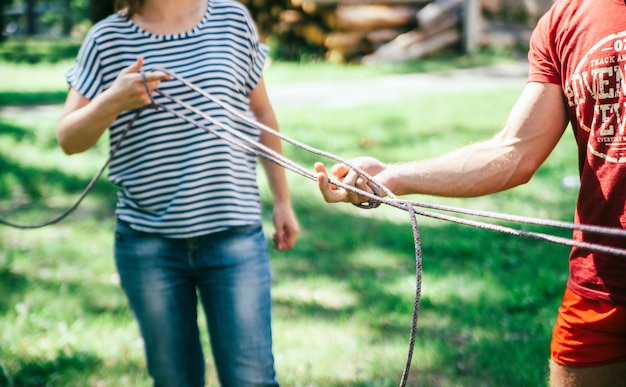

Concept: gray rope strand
[[156, 68, 626, 257], [151, 70, 626, 386], [0, 106, 152, 229], [158, 69, 626, 238]]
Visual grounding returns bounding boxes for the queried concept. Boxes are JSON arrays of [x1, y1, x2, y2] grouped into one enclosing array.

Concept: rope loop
[[140, 71, 161, 110], [351, 182, 382, 210]]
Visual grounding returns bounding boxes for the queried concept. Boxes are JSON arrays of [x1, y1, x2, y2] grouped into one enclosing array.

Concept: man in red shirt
[[316, 0, 626, 385]]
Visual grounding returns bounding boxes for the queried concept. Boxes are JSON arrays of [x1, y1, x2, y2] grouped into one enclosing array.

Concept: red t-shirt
[[528, 0, 626, 305]]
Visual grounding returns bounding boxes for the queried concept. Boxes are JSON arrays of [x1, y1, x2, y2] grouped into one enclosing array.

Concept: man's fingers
[[315, 162, 347, 203], [315, 163, 332, 198], [330, 163, 350, 179], [343, 170, 372, 205]]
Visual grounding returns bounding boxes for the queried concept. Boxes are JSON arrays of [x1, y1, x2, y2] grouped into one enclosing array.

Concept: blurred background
[[2, 1, 578, 386], [0, 0, 554, 64]]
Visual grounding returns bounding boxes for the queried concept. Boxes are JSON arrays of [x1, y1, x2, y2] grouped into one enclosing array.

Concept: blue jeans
[[114, 220, 279, 387]]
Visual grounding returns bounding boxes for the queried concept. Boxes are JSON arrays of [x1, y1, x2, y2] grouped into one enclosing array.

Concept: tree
[[62, 0, 72, 36], [239, 0, 291, 41], [25, 0, 36, 35], [89, 0, 114, 24], [0, 0, 9, 42]]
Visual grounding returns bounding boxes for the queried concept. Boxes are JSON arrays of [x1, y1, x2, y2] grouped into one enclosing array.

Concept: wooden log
[[297, 23, 327, 46], [463, 0, 482, 53], [325, 31, 366, 53], [280, 9, 304, 24], [366, 28, 406, 45], [362, 25, 460, 63], [297, 0, 319, 13], [481, 0, 502, 14], [335, 5, 418, 30], [416, 0, 463, 33]]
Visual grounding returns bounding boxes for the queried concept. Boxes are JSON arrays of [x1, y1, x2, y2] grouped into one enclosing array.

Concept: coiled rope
[[3, 69, 626, 386]]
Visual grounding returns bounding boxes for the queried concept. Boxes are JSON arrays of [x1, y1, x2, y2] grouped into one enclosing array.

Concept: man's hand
[[315, 156, 387, 205]]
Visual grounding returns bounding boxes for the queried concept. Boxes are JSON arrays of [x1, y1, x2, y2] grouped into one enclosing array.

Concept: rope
[[150, 68, 626, 386], [156, 68, 626, 258], [0, 106, 152, 229], [2, 69, 626, 385]]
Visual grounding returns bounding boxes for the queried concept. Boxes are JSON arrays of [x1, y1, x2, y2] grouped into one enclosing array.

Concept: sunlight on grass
[[273, 277, 359, 310], [0, 61, 71, 93], [274, 318, 412, 385], [424, 273, 507, 305], [1, 107, 108, 174], [1, 62, 575, 386]]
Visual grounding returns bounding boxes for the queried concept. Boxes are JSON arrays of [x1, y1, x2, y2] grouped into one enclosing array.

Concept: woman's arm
[[249, 77, 300, 250], [57, 57, 170, 155]]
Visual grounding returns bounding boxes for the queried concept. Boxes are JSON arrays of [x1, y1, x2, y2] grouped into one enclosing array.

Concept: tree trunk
[[90, 0, 115, 24], [0, 0, 7, 42], [62, 0, 72, 36], [25, 0, 36, 36]]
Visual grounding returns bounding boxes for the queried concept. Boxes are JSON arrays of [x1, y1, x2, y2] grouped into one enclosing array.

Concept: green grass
[[264, 48, 524, 84], [0, 61, 70, 106], [0, 47, 521, 105], [0, 59, 577, 386], [0, 38, 82, 64]]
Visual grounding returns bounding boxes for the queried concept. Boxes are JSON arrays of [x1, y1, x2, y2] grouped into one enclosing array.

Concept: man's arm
[[316, 82, 569, 203]]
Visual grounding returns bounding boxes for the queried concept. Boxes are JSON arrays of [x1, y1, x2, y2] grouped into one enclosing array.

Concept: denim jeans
[[114, 219, 279, 387]]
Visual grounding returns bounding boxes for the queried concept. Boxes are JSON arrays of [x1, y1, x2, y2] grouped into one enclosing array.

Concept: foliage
[[0, 38, 81, 63], [0, 59, 579, 386]]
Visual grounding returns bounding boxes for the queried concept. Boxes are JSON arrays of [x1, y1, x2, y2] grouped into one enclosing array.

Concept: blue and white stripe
[[67, 0, 269, 237]]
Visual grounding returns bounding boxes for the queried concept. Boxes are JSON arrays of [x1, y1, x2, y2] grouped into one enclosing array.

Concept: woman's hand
[[105, 57, 171, 112], [272, 202, 300, 251]]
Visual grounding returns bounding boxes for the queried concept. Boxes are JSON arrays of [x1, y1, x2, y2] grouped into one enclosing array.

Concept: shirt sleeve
[[65, 26, 104, 100], [241, 5, 269, 94], [527, 8, 562, 85]]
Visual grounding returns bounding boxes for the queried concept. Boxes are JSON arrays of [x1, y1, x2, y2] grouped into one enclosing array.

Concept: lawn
[[0, 57, 577, 386]]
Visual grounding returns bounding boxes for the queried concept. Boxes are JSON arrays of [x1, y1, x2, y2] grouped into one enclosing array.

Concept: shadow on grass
[[265, 194, 570, 386], [0, 350, 101, 387], [0, 156, 118, 217], [0, 116, 117, 217], [0, 91, 67, 107], [0, 270, 28, 314], [0, 349, 149, 387], [0, 120, 35, 142], [0, 173, 570, 386], [0, 272, 144, 386]]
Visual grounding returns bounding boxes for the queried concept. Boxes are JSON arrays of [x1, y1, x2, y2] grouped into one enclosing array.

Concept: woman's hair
[[115, 0, 144, 19]]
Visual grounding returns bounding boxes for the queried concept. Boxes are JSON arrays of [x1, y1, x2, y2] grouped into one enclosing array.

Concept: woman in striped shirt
[[57, 0, 299, 385]]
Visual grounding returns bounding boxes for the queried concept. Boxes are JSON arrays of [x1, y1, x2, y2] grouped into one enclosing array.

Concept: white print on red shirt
[[565, 31, 626, 163]]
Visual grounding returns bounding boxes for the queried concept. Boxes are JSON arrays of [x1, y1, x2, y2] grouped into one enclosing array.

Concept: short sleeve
[[527, 9, 562, 85], [66, 27, 104, 100], [241, 6, 269, 94]]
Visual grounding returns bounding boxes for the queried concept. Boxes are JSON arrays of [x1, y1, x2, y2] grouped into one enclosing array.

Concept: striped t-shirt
[[67, 0, 269, 238]]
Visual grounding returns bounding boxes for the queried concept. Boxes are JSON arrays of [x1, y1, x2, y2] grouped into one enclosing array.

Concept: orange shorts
[[551, 287, 626, 367]]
